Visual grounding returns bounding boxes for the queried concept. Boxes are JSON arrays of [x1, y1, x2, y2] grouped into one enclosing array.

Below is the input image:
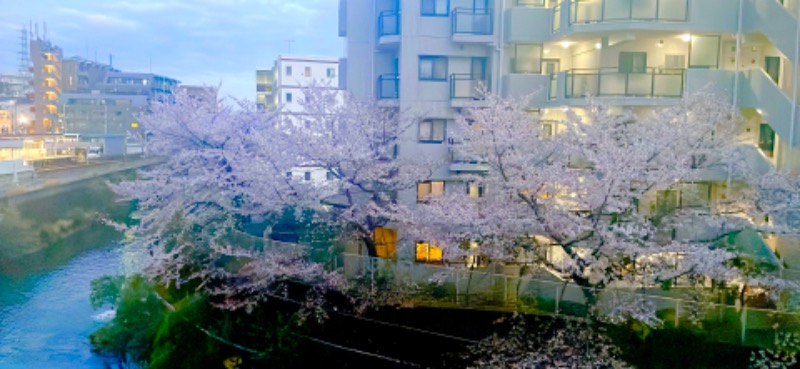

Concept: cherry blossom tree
[[402, 92, 798, 324], [112, 86, 429, 309]]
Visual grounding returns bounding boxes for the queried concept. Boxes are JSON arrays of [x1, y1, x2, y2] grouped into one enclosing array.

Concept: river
[[0, 176, 134, 369]]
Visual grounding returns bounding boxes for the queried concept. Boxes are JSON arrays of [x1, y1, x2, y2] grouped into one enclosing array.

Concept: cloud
[[57, 8, 140, 30]]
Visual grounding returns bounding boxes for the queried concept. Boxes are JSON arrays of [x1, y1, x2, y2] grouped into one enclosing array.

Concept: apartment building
[[30, 38, 63, 134], [340, 0, 800, 259], [256, 55, 340, 112], [61, 57, 179, 135]]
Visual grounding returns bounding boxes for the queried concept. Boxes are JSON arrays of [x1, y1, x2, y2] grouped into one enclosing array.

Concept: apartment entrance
[[542, 59, 560, 75]]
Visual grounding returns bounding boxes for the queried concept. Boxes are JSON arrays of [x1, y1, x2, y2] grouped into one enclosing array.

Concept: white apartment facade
[[256, 55, 342, 184], [340, 0, 800, 259], [256, 55, 340, 112]]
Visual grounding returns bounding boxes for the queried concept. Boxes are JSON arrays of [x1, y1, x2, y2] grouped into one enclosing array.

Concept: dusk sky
[[0, 0, 343, 100]]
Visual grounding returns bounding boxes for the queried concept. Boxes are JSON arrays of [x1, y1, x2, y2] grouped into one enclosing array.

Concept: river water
[[0, 177, 134, 368], [0, 245, 121, 369]]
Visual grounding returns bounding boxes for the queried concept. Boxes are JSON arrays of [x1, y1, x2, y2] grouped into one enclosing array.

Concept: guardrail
[[565, 67, 684, 99], [378, 10, 400, 37], [450, 74, 490, 100], [569, 0, 689, 24], [452, 8, 493, 35], [340, 252, 800, 348], [377, 74, 400, 100], [225, 230, 800, 349]]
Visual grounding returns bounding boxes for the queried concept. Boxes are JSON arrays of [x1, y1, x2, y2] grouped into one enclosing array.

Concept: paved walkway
[[0, 156, 164, 200]]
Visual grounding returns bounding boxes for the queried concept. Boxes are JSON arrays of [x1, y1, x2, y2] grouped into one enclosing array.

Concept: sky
[[0, 0, 343, 100]]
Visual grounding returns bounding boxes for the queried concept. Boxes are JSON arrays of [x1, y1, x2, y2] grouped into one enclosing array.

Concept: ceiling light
[[681, 34, 691, 42], [560, 41, 571, 49]]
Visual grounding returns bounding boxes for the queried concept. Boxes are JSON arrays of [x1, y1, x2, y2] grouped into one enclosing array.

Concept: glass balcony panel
[[603, 0, 631, 20], [451, 74, 489, 99], [571, 0, 688, 24], [453, 8, 493, 35], [630, 0, 657, 19], [378, 10, 400, 37], [378, 74, 399, 99], [659, 0, 688, 20], [654, 72, 683, 97], [599, 73, 626, 95], [553, 5, 561, 32], [626, 73, 653, 96], [567, 69, 684, 98], [573, 0, 602, 23]]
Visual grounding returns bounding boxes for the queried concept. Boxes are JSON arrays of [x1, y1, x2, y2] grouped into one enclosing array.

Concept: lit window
[[421, 0, 449, 16], [374, 227, 398, 258], [417, 181, 444, 202], [467, 183, 484, 198], [419, 56, 448, 81], [416, 242, 443, 263], [418, 119, 446, 143]]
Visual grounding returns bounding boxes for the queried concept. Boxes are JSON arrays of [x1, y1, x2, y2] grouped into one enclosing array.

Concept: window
[[326, 171, 335, 181], [304, 67, 312, 77], [286, 66, 292, 76], [374, 227, 398, 258], [619, 52, 647, 73], [327, 68, 336, 78], [759, 123, 776, 157], [304, 171, 311, 181], [286, 93, 293, 103], [467, 183, 484, 198], [416, 242, 443, 263], [513, 44, 543, 74], [419, 56, 448, 81], [417, 181, 445, 202], [421, 0, 449, 16], [418, 119, 446, 143]]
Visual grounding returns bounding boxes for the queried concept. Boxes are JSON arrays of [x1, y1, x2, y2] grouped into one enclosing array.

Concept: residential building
[[340, 0, 800, 258], [29, 38, 62, 134], [256, 55, 340, 112], [256, 68, 274, 110], [61, 57, 179, 135]]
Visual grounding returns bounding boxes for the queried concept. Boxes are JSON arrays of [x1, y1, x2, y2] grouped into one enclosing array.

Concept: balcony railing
[[378, 10, 400, 37], [548, 73, 557, 101], [517, 0, 547, 6], [452, 8, 493, 35], [377, 74, 399, 100], [569, 0, 689, 24], [565, 68, 684, 99], [450, 74, 490, 100], [552, 4, 561, 33]]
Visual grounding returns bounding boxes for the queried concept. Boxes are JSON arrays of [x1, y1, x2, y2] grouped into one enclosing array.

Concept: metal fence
[[341, 252, 800, 349]]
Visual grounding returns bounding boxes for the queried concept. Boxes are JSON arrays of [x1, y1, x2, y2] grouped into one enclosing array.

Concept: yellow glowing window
[[373, 227, 397, 259], [417, 181, 444, 203], [416, 242, 443, 263]]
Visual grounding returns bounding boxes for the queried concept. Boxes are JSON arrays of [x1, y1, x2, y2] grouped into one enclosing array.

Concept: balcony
[[505, 5, 553, 43], [377, 10, 400, 45], [565, 68, 684, 100], [568, 0, 688, 24], [377, 74, 399, 107], [448, 139, 490, 172], [501, 73, 552, 106], [450, 74, 490, 108], [452, 8, 494, 43]]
